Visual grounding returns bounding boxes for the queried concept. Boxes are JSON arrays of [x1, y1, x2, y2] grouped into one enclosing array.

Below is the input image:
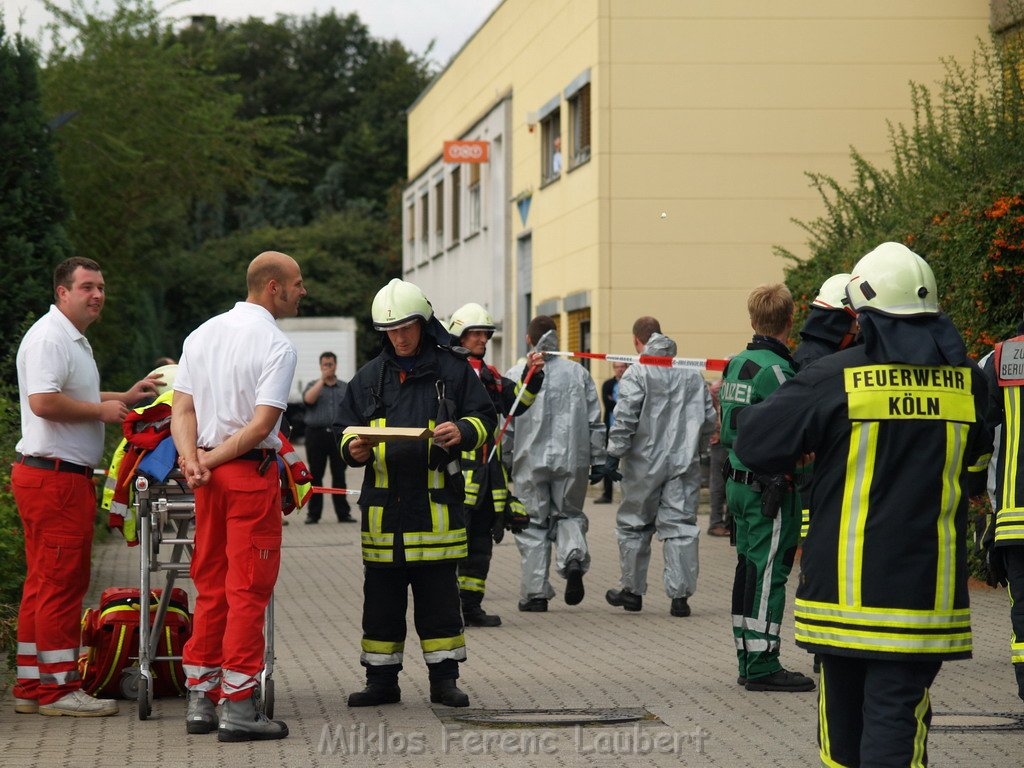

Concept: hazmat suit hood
[[642, 331, 675, 358], [858, 311, 968, 367]]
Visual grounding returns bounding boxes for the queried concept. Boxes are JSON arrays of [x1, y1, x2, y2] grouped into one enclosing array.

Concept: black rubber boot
[[744, 669, 815, 692], [347, 683, 401, 707], [429, 679, 469, 708], [463, 605, 502, 627], [517, 597, 548, 612], [605, 588, 642, 612], [670, 597, 691, 617], [217, 695, 288, 742], [564, 560, 585, 605]]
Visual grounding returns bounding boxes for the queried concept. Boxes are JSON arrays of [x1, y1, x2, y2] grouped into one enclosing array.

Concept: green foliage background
[[781, 30, 1024, 356]]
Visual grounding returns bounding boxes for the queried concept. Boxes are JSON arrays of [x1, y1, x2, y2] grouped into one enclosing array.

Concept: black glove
[[505, 496, 530, 534], [986, 545, 1009, 589], [590, 456, 621, 484], [491, 510, 506, 544]]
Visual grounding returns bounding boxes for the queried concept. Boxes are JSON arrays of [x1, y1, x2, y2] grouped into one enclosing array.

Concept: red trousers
[[12, 463, 96, 705], [183, 458, 281, 701]]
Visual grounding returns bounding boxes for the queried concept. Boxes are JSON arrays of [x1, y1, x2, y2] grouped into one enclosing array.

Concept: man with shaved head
[[172, 251, 305, 741]]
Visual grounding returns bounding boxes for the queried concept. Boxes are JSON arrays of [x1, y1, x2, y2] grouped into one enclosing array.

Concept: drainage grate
[[930, 712, 1024, 732], [436, 708, 661, 728]]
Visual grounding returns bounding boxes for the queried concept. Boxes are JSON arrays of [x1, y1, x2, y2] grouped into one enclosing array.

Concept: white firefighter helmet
[[371, 278, 433, 330], [448, 302, 496, 339], [811, 273, 853, 310], [846, 242, 939, 317], [148, 364, 178, 396]]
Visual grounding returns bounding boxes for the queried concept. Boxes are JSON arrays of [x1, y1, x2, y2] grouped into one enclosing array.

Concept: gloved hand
[[589, 456, 621, 484], [505, 497, 530, 534], [986, 545, 1009, 589], [491, 511, 506, 544]]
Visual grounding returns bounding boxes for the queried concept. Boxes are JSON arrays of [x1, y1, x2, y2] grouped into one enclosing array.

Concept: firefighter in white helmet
[[337, 279, 496, 708], [735, 242, 993, 766], [447, 303, 545, 627]]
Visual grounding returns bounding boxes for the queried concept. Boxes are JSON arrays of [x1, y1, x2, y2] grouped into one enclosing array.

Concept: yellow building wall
[[604, 0, 990, 364], [407, 0, 991, 376]]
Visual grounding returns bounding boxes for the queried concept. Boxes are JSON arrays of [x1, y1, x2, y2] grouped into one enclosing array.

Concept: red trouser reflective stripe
[[183, 459, 281, 701], [11, 463, 96, 705]]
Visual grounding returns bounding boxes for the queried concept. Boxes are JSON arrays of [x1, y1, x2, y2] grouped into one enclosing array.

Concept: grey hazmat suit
[[504, 332, 606, 600], [609, 333, 716, 599]]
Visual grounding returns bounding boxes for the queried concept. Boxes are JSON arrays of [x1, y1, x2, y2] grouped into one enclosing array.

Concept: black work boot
[[518, 597, 548, 612], [744, 669, 815, 692], [463, 604, 502, 627], [429, 679, 469, 708], [217, 694, 288, 742], [670, 597, 691, 617], [347, 683, 401, 707], [564, 560, 585, 605], [605, 588, 643, 612]]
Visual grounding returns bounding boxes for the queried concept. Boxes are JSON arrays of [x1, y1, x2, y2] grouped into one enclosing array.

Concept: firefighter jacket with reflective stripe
[[985, 337, 1024, 545], [460, 359, 543, 512], [734, 343, 994, 661], [719, 336, 798, 474], [338, 332, 497, 567]]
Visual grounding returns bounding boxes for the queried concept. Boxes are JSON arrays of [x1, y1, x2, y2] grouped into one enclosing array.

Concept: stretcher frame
[[128, 470, 276, 720]]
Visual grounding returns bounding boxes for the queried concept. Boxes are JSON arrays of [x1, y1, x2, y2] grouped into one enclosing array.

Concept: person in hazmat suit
[[503, 315, 605, 612], [601, 316, 716, 617]]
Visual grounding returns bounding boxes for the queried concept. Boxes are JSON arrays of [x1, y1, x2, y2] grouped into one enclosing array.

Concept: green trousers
[[727, 478, 799, 680]]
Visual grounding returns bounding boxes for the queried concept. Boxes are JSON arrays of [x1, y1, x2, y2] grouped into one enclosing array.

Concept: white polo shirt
[[16, 305, 104, 467], [175, 302, 296, 451]]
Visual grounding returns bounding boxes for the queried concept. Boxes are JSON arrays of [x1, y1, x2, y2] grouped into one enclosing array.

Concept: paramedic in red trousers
[[734, 243, 993, 767], [337, 279, 496, 709], [12, 256, 160, 717], [171, 251, 305, 741]]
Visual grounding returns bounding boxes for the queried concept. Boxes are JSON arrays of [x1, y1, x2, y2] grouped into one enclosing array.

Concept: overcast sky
[[2, 0, 502, 67]]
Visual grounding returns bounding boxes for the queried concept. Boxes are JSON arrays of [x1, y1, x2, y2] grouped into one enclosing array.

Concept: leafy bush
[[0, 393, 26, 691], [778, 26, 1024, 580]]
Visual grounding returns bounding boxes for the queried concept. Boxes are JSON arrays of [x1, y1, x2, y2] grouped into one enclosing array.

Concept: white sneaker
[[38, 690, 119, 717], [14, 698, 38, 714]]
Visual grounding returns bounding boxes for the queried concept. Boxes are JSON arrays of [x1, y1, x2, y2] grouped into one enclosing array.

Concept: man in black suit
[[596, 362, 628, 503]]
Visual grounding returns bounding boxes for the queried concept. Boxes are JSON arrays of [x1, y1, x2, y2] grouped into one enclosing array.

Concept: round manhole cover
[[931, 712, 1024, 732], [451, 708, 655, 728]]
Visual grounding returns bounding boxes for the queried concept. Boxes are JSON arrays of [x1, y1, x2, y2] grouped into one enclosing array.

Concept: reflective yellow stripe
[[361, 531, 394, 546], [462, 416, 488, 449], [911, 688, 930, 767], [795, 622, 971, 654], [361, 639, 404, 654], [935, 422, 966, 611], [367, 505, 385, 536], [362, 549, 394, 563], [404, 544, 468, 561], [1004, 387, 1020, 509], [421, 635, 465, 653], [459, 576, 486, 593], [369, 417, 388, 489], [403, 529, 466, 545], [340, 432, 359, 456], [795, 599, 970, 627], [839, 421, 877, 607], [98, 626, 127, 691], [818, 666, 832, 765]]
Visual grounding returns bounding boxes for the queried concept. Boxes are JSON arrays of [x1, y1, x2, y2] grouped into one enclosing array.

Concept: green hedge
[[0, 393, 25, 690], [777, 30, 1024, 581]]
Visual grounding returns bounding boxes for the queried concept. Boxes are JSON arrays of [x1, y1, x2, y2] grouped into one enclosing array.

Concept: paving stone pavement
[[2, 480, 1022, 767]]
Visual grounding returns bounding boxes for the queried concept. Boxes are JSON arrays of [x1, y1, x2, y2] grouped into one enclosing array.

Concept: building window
[[468, 163, 481, 234], [419, 192, 429, 255], [566, 308, 590, 369], [406, 204, 415, 244], [541, 110, 562, 185], [434, 178, 444, 254], [450, 166, 461, 245], [568, 83, 591, 169]]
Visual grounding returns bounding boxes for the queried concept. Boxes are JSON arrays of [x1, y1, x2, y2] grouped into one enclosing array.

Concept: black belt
[[727, 467, 759, 486], [15, 453, 93, 478]]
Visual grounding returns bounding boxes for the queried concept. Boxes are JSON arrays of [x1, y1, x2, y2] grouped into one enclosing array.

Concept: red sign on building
[[444, 140, 489, 163]]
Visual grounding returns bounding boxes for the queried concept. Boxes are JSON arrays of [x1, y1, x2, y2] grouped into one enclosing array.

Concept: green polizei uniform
[[719, 336, 799, 681]]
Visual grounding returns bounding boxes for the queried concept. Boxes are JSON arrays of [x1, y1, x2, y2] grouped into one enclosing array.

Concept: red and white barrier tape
[[310, 487, 360, 496], [545, 350, 728, 372]]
